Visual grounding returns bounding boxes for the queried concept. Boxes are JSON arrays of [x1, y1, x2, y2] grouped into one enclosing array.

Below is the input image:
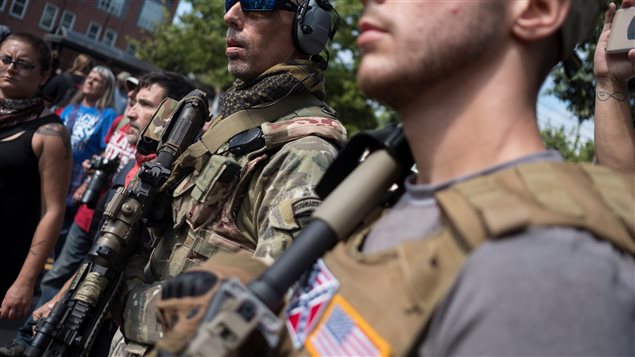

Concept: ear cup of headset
[[293, 0, 334, 55]]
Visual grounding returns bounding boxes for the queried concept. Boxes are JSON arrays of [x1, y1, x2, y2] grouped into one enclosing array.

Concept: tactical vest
[[149, 95, 347, 281], [283, 161, 635, 356]]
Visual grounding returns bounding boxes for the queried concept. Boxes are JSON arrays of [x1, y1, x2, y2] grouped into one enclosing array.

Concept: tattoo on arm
[[29, 240, 46, 256], [36, 123, 71, 159], [596, 90, 627, 102]]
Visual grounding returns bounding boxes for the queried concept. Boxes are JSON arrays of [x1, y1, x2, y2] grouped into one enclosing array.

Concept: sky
[[537, 79, 594, 144], [174, 1, 595, 146]]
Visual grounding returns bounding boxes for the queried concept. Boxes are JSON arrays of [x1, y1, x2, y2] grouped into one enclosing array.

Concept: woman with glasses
[[0, 33, 71, 321], [55, 65, 117, 255]]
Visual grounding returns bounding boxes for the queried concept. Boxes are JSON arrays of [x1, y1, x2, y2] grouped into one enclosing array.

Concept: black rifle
[[26, 90, 210, 357], [160, 124, 413, 356]]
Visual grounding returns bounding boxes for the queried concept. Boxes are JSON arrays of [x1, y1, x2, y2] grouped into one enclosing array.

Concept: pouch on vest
[[164, 228, 256, 279], [172, 155, 241, 232]]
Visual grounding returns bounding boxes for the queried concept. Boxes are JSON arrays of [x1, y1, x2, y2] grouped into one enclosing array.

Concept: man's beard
[[359, 2, 506, 110]]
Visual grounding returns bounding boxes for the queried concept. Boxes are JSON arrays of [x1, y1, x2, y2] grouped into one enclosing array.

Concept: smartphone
[[607, 7, 635, 53]]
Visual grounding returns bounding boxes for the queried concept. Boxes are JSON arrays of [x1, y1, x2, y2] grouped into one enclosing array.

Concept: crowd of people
[[0, 0, 634, 356], [0, 27, 199, 356]]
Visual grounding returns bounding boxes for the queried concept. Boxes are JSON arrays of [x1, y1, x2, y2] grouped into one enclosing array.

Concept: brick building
[[0, 0, 180, 74]]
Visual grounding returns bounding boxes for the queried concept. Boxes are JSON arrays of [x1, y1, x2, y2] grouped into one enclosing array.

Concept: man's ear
[[510, 0, 571, 42]]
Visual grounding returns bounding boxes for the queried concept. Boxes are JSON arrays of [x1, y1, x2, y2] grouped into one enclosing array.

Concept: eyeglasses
[[0, 56, 37, 75], [225, 0, 298, 13]]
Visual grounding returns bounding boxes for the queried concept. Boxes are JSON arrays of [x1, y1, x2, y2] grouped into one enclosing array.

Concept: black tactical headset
[[293, 0, 339, 56]]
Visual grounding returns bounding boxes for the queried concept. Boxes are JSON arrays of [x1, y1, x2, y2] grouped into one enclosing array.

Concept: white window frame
[[9, 0, 29, 19], [58, 10, 76, 32], [102, 28, 117, 47], [97, 0, 124, 17], [39, 3, 59, 31], [86, 21, 102, 40], [0, 0, 7, 12]]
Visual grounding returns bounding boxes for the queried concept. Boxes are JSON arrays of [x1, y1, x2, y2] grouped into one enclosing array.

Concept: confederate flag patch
[[285, 259, 340, 348]]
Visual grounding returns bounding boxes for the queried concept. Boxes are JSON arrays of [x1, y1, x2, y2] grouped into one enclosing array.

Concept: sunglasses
[[0, 56, 36, 75], [225, 0, 299, 13]]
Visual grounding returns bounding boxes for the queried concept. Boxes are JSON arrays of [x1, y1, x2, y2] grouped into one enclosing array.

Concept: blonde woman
[[57, 65, 116, 243]]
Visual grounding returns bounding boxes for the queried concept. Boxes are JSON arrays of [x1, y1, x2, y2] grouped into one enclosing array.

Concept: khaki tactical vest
[[283, 162, 635, 356]]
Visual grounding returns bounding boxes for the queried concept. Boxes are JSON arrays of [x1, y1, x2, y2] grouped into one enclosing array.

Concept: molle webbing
[[436, 162, 635, 255], [175, 93, 326, 173], [201, 93, 327, 155], [165, 93, 333, 188]]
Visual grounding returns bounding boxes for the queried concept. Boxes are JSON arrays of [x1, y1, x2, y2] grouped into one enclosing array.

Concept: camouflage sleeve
[[113, 236, 164, 345], [110, 233, 153, 323], [237, 135, 339, 262]]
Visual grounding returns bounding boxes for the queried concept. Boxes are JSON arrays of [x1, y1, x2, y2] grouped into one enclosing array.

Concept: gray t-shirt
[[363, 151, 635, 356]]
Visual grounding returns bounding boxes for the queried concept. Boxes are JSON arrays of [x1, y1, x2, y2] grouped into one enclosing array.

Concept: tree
[[136, 1, 382, 134], [546, 0, 635, 123], [540, 126, 595, 162], [136, 1, 230, 96]]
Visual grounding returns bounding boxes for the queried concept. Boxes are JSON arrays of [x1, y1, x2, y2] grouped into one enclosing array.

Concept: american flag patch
[[286, 259, 340, 348], [306, 295, 391, 356]]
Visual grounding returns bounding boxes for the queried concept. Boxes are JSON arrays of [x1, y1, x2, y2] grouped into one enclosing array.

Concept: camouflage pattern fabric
[[122, 282, 163, 345], [115, 61, 346, 351], [138, 97, 179, 145]]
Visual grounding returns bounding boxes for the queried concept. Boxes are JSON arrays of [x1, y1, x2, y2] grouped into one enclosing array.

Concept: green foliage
[[546, 0, 635, 123], [540, 126, 595, 162], [135, 0, 382, 134], [135, 1, 231, 91]]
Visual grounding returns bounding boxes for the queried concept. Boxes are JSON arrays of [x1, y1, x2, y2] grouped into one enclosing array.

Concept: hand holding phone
[[606, 7, 635, 53]]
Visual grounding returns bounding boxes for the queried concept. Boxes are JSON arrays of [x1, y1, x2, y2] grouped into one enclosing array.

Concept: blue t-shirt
[[61, 104, 116, 204]]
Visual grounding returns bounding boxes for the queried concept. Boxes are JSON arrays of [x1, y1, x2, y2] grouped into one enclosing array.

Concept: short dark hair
[[137, 71, 195, 101], [3, 32, 51, 72]]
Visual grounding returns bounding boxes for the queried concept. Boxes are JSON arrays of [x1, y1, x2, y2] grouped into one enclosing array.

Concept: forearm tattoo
[[596, 90, 627, 102], [36, 123, 71, 159], [29, 240, 46, 256]]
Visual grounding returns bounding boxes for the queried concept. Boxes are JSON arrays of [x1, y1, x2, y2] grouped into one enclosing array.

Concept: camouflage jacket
[[118, 101, 347, 349]]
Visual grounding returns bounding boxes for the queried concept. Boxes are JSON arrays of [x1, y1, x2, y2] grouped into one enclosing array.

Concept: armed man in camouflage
[[112, 0, 345, 355]]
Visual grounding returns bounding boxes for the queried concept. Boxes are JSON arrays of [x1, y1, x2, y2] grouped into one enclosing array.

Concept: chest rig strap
[[437, 162, 635, 255], [170, 93, 328, 175]]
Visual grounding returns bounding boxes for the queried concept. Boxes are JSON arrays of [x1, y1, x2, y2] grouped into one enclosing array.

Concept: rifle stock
[[26, 90, 209, 357]]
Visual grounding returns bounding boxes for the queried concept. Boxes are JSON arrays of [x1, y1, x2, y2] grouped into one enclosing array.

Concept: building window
[[9, 0, 28, 19], [86, 22, 102, 40], [58, 10, 76, 32], [103, 28, 117, 47], [137, 0, 164, 32], [0, 0, 6, 12], [39, 3, 59, 31], [97, 0, 124, 17], [126, 43, 136, 56]]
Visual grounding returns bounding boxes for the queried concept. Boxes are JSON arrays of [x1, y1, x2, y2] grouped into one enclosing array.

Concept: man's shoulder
[[467, 226, 634, 274], [422, 226, 635, 356], [264, 115, 346, 151]]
